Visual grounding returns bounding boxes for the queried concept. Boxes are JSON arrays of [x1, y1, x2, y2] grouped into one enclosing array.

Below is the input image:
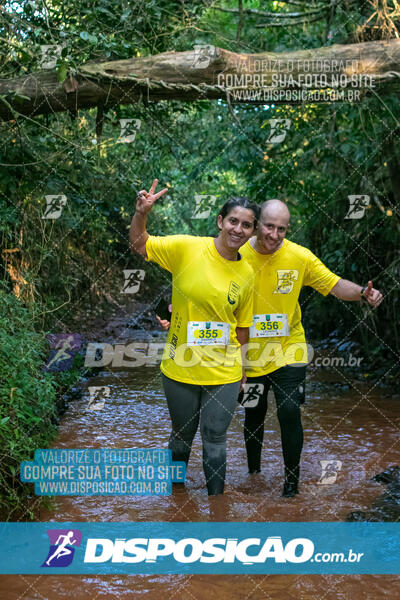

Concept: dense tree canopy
[[1, 0, 399, 370]]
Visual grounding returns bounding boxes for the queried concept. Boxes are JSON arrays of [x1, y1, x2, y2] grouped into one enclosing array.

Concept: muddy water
[[2, 334, 399, 599]]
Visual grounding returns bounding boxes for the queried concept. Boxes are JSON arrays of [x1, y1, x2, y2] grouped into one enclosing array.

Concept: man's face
[[257, 209, 289, 254]]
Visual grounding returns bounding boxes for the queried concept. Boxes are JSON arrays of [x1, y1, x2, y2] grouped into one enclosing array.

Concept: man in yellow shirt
[[241, 199, 383, 497]]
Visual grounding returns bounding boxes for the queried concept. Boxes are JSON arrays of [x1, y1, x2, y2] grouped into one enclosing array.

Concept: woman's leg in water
[[199, 381, 240, 495], [161, 374, 201, 466]]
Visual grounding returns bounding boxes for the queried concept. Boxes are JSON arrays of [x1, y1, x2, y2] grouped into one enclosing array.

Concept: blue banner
[[0, 522, 399, 574], [20, 449, 185, 496]]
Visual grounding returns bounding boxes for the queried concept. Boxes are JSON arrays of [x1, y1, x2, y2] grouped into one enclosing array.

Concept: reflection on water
[[1, 345, 399, 598]]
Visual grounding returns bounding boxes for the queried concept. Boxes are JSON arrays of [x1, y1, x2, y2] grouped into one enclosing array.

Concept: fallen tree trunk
[[1, 39, 400, 119]]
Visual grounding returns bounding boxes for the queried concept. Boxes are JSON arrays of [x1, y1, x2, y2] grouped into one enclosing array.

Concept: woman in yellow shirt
[[130, 180, 258, 495]]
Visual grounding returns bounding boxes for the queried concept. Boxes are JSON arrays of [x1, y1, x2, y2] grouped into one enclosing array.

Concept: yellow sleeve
[[304, 251, 341, 296], [145, 235, 189, 273], [235, 273, 254, 327]]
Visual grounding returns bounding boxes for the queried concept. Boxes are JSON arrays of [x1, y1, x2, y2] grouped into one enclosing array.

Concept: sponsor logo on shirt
[[273, 270, 299, 294], [227, 281, 240, 305], [168, 333, 178, 359]]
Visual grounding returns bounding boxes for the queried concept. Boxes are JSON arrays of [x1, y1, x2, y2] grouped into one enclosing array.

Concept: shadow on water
[[1, 329, 399, 598]]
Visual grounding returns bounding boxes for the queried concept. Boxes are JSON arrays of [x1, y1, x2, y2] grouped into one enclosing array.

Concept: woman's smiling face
[[217, 206, 256, 250]]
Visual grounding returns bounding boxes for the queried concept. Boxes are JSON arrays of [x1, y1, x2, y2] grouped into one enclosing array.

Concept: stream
[[1, 324, 399, 599]]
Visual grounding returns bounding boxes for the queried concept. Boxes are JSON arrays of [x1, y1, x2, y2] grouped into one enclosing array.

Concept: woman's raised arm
[[129, 178, 168, 257]]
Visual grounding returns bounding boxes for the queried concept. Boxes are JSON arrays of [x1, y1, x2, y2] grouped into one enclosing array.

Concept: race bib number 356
[[187, 321, 230, 346], [249, 314, 289, 338]]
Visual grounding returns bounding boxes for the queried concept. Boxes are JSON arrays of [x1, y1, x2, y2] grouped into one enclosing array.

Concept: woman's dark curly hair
[[217, 196, 260, 228]]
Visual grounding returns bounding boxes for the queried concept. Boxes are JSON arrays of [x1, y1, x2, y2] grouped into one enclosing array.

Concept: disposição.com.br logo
[[41, 529, 82, 567]]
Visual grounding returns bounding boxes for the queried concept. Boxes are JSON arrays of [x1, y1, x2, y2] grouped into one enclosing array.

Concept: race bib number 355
[[249, 313, 289, 338], [187, 321, 230, 346]]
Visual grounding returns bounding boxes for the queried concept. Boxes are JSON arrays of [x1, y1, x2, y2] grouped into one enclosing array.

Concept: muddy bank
[[348, 465, 400, 522]]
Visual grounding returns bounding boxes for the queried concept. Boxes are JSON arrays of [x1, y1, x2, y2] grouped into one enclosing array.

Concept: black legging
[[243, 365, 306, 482], [162, 374, 240, 495]]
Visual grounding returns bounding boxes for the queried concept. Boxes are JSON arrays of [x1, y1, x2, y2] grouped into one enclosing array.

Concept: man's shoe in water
[[282, 482, 299, 497]]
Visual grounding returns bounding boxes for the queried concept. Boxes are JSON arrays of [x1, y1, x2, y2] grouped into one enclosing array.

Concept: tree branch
[[0, 39, 399, 118], [280, 1, 325, 5], [213, 6, 328, 18], [325, 0, 338, 42], [254, 14, 328, 27], [236, 0, 244, 42]]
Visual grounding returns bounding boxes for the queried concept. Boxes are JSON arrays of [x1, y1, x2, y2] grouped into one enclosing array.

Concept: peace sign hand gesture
[[136, 179, 168, 215]]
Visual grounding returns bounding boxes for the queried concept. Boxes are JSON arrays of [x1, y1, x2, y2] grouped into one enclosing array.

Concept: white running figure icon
[[46, 531, 76, 565], [46, 335, 75, 369]]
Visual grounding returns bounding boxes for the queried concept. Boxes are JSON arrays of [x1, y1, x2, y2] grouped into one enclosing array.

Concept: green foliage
[[0, 286, 53, 517], [0, 283, 84, 518], [1, 0, 400, 516], [1, 1, 398, 348]]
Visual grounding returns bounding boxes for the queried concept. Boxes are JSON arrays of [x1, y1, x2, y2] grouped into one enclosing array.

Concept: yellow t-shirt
[[241, 238, 341, 376], [146, 235, 254, 385]]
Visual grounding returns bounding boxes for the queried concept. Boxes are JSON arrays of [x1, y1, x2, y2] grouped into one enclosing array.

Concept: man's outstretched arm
[[330, 279, 383, 307]]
